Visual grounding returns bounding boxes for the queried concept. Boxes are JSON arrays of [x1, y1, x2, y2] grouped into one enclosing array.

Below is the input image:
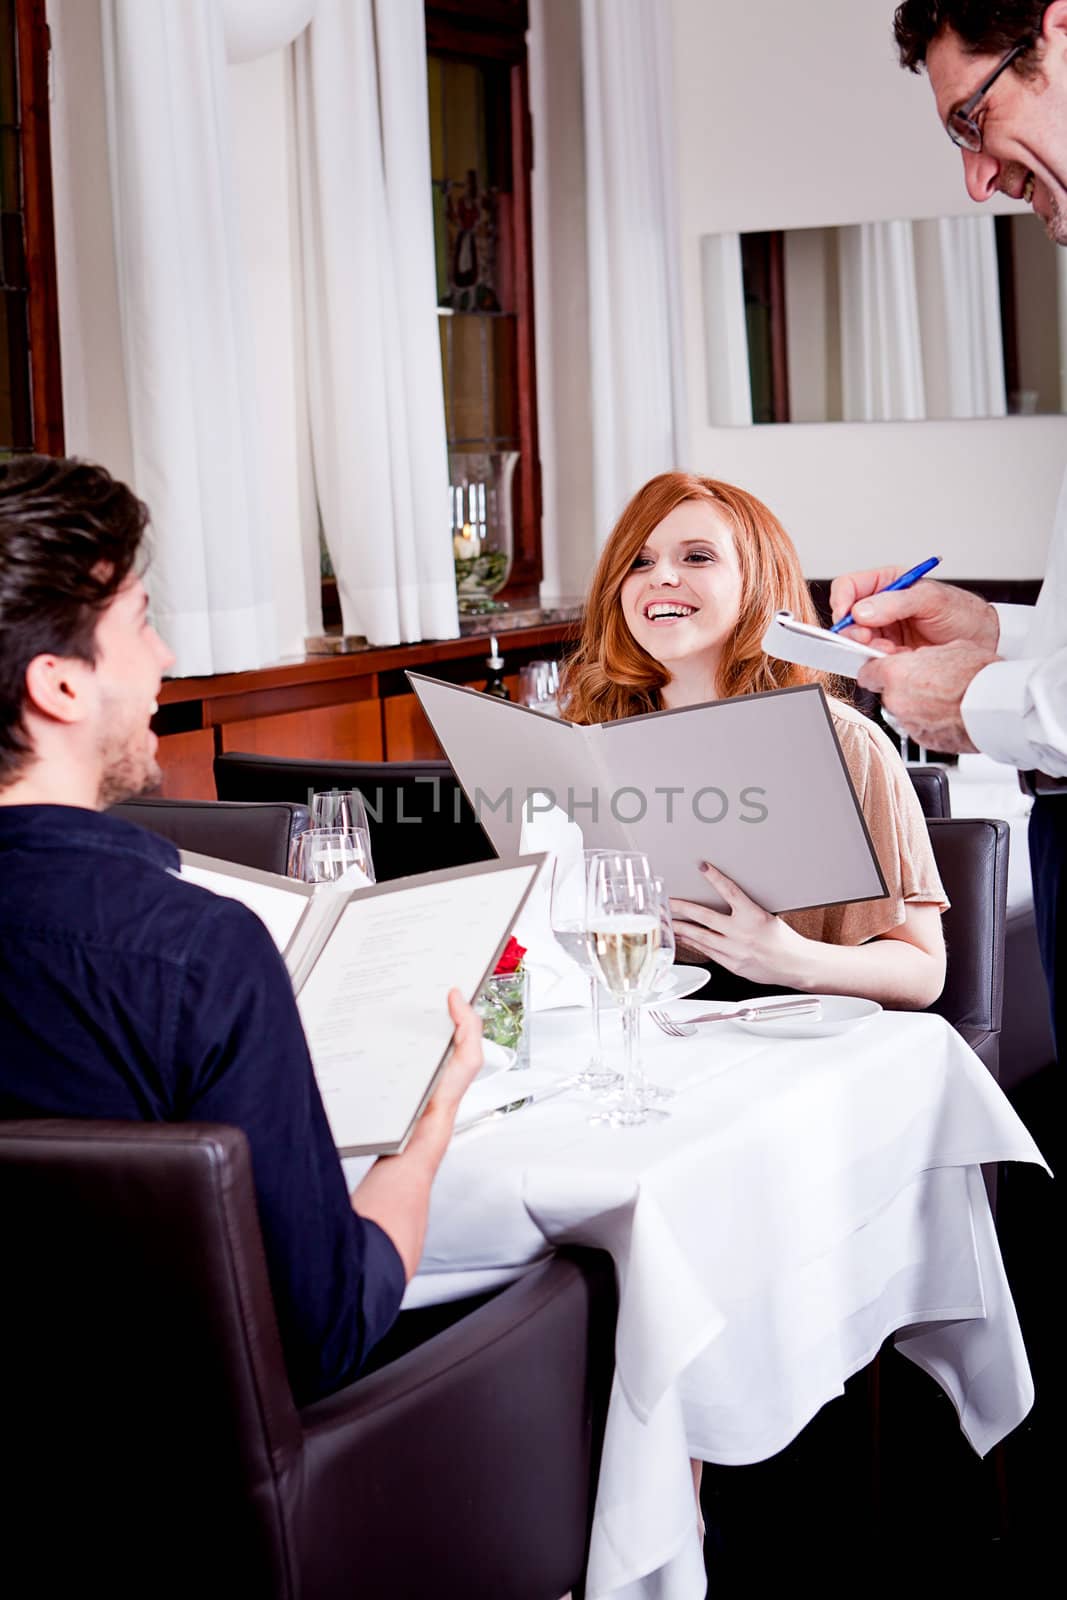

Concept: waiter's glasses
[[946, 41, 1030, 153]]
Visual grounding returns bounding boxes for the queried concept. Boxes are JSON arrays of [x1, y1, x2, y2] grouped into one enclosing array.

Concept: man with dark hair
[[0, 453, 483, 1404], [832, 2, 1067, 1058]]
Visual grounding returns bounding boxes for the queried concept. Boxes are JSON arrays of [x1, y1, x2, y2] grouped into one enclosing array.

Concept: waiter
[[834, 0, 1067, 1055]]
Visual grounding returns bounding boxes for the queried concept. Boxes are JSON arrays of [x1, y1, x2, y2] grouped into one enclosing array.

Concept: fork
[[647, 998, 822, 1038]]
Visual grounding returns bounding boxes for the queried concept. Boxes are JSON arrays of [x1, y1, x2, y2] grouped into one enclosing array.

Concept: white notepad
[[761, 610, 887, 678], [408, 674, 887, 916], [178, 851, 543, 1155]]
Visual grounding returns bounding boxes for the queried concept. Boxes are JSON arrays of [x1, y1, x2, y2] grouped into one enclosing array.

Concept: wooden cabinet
[[153, 617, 577, 797]]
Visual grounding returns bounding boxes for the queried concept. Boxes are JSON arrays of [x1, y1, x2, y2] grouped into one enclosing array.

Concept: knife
[[454, 1079, 576, 1135]]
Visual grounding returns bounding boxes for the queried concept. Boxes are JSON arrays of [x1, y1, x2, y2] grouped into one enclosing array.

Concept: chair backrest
[[907, 764, 951, 819], [108, 796, 310, 875], [214, 753, 495, 881], [926, 818, 1009, 1035], [0, 1120, 302, 1595]]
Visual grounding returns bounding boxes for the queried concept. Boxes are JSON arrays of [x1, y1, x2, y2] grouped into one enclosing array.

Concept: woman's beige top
[[782, 697, 949, 946]]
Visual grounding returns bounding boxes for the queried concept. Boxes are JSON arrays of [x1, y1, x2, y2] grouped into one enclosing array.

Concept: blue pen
[[830, 556, 941, 633]]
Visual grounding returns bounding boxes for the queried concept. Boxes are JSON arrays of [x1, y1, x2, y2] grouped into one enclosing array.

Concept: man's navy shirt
[[0, 805, 405, 1403]]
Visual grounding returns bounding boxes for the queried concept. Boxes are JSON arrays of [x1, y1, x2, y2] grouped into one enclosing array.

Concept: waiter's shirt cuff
[[962, 657, 1067, 776], [992, 603, 1032, 661]]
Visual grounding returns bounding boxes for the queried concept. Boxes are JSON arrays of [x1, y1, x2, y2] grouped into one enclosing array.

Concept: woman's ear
[[22, 654, 93, 726]]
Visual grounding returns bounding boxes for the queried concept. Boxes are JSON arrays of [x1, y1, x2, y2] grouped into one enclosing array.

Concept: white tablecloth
[[384, 1005, 1046, 1600]]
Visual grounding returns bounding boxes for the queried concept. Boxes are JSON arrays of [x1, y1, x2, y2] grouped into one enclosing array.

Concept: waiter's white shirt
[[962, 464, 1067, 777]]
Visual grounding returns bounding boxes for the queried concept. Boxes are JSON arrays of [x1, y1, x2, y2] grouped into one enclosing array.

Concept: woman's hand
[[670, 862, 810, 988]]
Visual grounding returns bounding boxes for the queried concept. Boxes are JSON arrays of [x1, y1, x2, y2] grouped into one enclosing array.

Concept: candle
[[453, 522, 480, 561]]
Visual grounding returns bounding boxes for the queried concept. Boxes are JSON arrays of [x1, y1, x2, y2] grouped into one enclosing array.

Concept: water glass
[[290, 827, 375, 886], [310, 788, 372, 838], [518, 660, 560, 715]]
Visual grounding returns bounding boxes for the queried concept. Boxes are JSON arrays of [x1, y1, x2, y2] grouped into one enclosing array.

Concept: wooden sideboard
[[153, 616, 580, 799]]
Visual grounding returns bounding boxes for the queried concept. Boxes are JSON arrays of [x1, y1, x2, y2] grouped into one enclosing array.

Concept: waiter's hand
[[671, 864, 807, 987], [830, 567, 1000, 654], [857, 641, 997, 753]]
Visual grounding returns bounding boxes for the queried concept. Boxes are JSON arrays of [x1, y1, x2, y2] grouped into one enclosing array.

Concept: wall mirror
[[701, 213, 1066, 426]]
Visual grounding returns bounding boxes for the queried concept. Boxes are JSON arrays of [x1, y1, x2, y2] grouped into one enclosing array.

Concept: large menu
[[179, 852, 543, 1154]]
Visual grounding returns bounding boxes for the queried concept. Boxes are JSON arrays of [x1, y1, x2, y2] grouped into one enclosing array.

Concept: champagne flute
[[586, 863, 669, 1129], [587, 858, 676, 1107], [290, 827, 374, 886], [549, 854, 622, 1092]]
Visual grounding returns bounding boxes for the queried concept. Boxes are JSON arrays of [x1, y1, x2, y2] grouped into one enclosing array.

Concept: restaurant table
[[349, 1002, 1048, 1600]]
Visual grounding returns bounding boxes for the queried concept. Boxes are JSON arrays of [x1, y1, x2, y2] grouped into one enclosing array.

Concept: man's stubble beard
[[95, 715, 162, 809]]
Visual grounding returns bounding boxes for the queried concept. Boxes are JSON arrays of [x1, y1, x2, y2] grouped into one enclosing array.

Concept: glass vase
[[450, 450, 519, 614], [476, 966, 530, 1069]]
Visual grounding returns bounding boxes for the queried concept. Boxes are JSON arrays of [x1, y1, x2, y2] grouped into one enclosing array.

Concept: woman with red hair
[[562, 472, 947, 1008]]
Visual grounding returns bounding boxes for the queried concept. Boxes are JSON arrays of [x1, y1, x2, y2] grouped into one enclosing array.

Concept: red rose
[[493, 936, 526, 975]]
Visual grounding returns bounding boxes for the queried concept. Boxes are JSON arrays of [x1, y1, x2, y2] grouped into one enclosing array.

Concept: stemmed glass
[[290, 827, 375, 886], [586, 856, 676, 1107], [549, 854, 622, 1091], [310, 789, 373, 843], [295, 789, 377, 884], [585, 861, 670, 1129], [518, 660, 561, 716]]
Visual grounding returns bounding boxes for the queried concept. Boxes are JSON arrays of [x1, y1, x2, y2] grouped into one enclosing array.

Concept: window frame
[[425, 0, 541, 602], [4, 0, 63, 455]]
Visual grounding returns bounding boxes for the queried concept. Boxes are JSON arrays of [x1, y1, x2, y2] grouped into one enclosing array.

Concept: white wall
[[669, 0, 1064, 579], [48, 2, 319, 656]]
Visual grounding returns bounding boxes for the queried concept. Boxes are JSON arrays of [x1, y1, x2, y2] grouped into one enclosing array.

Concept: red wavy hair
[[560, 472, 839, 725]]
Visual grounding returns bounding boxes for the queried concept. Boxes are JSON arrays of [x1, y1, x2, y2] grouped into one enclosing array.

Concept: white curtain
[[838, 221, 927, 422], [292, 0, 458, 645], [911, 215, 1006, 419], [700, 233, 753, 427], [581, 0, 688, 542], [100, 0, 278, 675], [932, 216, 1007, 418]]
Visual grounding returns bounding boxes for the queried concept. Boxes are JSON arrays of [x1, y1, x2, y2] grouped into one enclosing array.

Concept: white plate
[[476, 1038, 517, 1081], [599, 964, 710, 1012], [730, 993, 882, 1038]]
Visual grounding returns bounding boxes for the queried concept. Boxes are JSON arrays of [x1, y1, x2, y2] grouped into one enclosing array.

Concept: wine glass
[[308, 790, 375, 882], [549, 854, 621, 1092], [585, 862, 670, 1129], [310, 788, 372, 838], [651, 875, 676, 983], [290, 827, 375, 886], [518, 660, 561, 716], [586, 857, 676, 1107]]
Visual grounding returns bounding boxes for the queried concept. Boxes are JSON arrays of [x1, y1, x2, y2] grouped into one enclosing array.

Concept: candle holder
[[450, 450, 519, 614]]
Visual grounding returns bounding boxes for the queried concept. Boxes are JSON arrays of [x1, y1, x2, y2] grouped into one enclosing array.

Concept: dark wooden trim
[[425, 18, 523, 62], [994, 216, 1019, 407], [768, 230, 791, 425], [157, 620, 580, 709], [16, 0, 63, 454], [425, 0, 526, 60], [500, 52, 541, 595], [425, 0, 542, 603]]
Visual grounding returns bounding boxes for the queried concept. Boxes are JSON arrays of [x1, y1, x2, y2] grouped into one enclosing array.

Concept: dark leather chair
[[214, 753, 495, 882], [925, 818, 1009, 1080], [907, 764, 951, 819], [108, 795, 310, 875], [0, 1119, 615, 1599]]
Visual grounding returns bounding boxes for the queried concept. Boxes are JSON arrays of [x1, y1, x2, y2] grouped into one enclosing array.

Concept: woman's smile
[[621, 500, 744, 683]]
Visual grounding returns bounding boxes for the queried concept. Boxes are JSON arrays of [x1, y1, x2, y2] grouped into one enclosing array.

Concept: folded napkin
[[512, 797, 591, 1011]]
